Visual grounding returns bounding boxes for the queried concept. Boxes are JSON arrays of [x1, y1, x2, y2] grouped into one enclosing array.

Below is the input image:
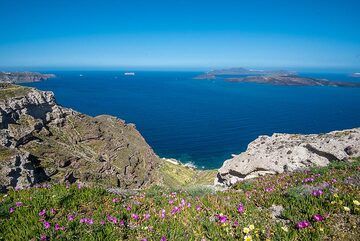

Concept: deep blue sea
[[22, 71, 360, 169]]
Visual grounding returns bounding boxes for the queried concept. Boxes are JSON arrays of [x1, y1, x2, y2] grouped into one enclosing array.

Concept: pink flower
[[196, 205, 201, 211], [169, 199, 174, 204], [100, 220, 105, 225], [126, 206, 132, 211], [112, 198, 119, 203], [15, 202, 23, 207], [39, 209, 46, 216], [9, 207, 15, 213], [296, 220, 310, 229], [311, 189, 323, 197], [160, 236, 167, 241], [312, 214, 324, 222], [40, 234, 47, 241], [68, 215, 75, 221], [237, 203, 245, 213], [131, 213, 139, 220], [43, 221, 51, 229]]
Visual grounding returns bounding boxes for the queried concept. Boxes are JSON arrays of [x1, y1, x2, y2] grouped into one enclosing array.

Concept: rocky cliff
[[0, 83, 161, 192], [216, 128, 360, 186]]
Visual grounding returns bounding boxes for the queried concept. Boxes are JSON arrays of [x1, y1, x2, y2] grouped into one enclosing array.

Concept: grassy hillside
[[1, 160, 359, 241]]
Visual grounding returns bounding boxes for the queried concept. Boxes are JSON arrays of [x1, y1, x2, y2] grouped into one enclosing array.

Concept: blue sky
[[0, 0, 359, 70]]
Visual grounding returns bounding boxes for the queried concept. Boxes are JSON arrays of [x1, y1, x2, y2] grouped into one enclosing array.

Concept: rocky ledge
[[0, 84, 161, 192], [216, 128, 360, 187], [0, 72, 55, 83]]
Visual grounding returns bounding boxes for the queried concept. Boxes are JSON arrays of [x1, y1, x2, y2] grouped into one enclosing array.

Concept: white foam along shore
[[161, 157, 197, 169]]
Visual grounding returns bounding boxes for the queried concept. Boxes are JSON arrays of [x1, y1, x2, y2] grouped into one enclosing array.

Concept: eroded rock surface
[[0, 84, 161, 191], [216, 128, 360, 186]]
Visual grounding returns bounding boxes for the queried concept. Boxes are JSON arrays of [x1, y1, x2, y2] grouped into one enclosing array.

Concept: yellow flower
[[353, 200, 360, 206], [330, 201, 336, 204], [319, 228, 324, 232], [339, 200, 343, 205], [249, 224, 255, 230], [243, 227, 250, 234], [344, 206, 350, 212], [333, 193, 339, 198], [244, 235, 252, 241], [281, 226, 288, 232]]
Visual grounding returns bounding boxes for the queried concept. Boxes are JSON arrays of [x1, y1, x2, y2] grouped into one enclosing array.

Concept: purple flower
[[43, 221, 51, 229], [144, 213, 151, 220], [196, 205, 201, 211], [68, 214, 75, 221], [54, 223, 65, 231], [112, 198, 119, 203], [237, 203, 244, 213], [100, 220, 105, 225], [39, 209, 46, 216], [107, 215, 118, 224], [169, 199, 174, 204], [265, 187, 274, 192], [131, 213, 139, 220], [80, 218, 94, 225], [9, 207, 15, 213], [126, 206, 132, 211], [171, 206, 180, 215], [50, 208, 56, 215], [303, 177, 315, 183], [160, 209, 166, 218], [215, 214, 228, 223], [311, 189, 323, 197], [15, 202, 23, 207], [312, 214, 324, 222], [160, 236, 167, 241], [296, 220, 310, 229], [40, 234, 47, 241]]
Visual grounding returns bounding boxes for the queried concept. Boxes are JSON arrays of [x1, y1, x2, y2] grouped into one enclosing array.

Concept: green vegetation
[[1, 160, 359, 241], [0, 84, 30, 100]]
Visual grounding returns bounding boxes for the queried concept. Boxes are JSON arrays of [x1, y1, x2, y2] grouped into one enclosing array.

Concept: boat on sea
[[124, 72, 135, 76]]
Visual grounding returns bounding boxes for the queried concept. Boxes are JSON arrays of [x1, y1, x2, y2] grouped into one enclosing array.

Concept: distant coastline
[[0, 71, 55, 84], [195, 68, 360, 87]]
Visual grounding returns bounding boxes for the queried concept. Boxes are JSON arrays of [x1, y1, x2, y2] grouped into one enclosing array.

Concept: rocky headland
[[0, 83, 161, 192], [0, 72, 55, 83], [216, 128, 360, 187]]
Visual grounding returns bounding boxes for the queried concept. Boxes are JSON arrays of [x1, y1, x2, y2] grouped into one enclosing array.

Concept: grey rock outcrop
[[0, 84, 161, 192], [216, 128, 360, 186]]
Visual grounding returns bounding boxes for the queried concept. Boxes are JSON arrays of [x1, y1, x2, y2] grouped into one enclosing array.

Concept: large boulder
[[216, 128, 360, 187]]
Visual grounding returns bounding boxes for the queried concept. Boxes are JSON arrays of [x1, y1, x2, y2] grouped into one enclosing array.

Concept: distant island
[[0, 71, 55, 83], [195, 68, 360, 87]]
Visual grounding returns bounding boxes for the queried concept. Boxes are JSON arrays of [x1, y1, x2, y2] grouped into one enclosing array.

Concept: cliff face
[[0, 84, 161, 192], [216, 128, 360, 187]]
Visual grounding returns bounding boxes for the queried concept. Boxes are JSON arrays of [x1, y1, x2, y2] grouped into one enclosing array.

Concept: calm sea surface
[[23, 71, 360, 169]]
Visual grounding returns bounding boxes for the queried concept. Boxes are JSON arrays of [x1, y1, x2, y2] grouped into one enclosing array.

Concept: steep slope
[[0, 84, 161, 191]]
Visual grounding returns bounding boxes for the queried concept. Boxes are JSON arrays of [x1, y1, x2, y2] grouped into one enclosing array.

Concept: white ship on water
[[124, 72, 135, 76]]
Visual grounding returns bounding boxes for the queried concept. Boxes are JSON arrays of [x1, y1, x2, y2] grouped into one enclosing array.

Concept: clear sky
[[0, 0, 359, 71]]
